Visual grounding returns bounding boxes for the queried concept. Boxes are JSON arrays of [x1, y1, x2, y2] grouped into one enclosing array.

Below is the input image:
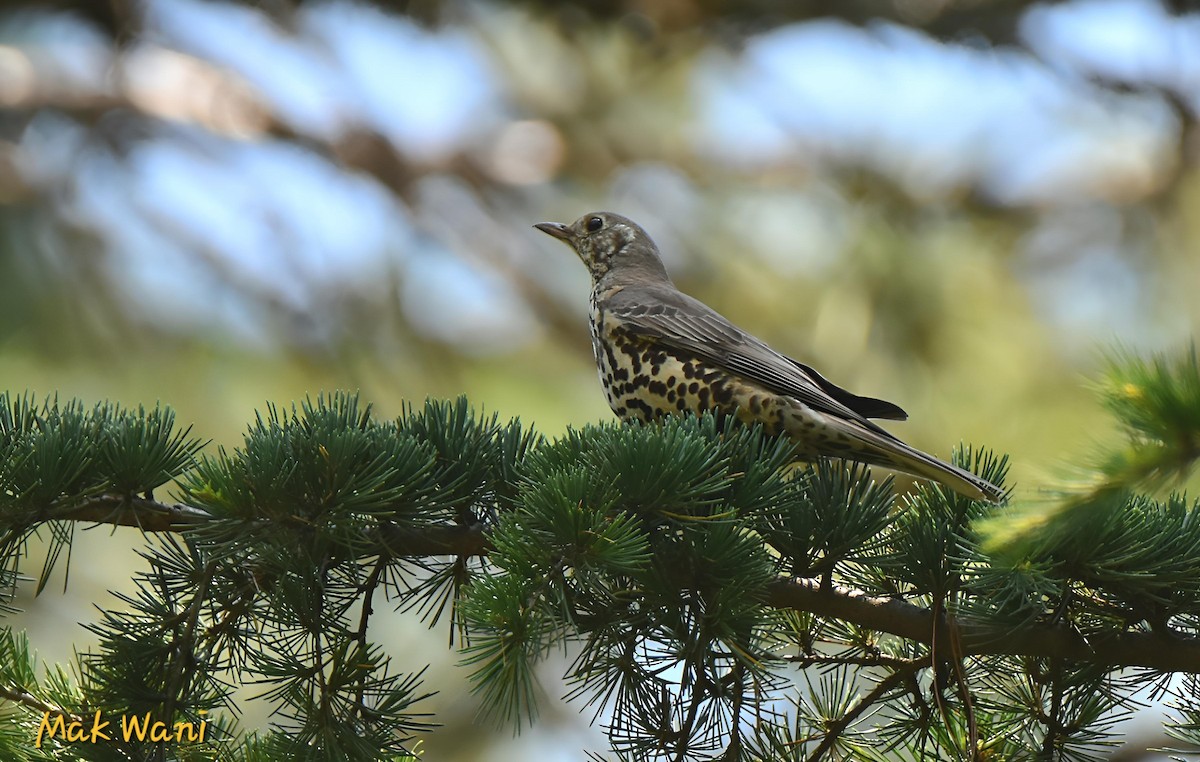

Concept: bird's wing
[[606, 286, 907, 435], [785, 358, 908, 421]]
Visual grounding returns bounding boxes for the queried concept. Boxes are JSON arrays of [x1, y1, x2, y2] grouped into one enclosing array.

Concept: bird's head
[[535, 212, 672, 286]]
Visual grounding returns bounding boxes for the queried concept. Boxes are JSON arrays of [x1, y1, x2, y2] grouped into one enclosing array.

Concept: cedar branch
[[765, 578, 1200, 673], [38, 498, 1200, 673]]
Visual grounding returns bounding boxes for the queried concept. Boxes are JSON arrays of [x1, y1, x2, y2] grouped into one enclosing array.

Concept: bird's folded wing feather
[[606, 287, 907, 436]]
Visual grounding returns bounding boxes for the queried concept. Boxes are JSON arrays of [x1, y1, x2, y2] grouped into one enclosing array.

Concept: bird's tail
[[874, 442, 1005, 503], [836, 423, 1006, 503]]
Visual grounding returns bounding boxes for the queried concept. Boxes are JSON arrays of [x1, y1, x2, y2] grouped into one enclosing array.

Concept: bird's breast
[[589, 306, 807, 440]]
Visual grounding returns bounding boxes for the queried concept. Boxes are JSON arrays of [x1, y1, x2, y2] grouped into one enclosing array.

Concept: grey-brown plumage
[[534, 211, 1005, 503]]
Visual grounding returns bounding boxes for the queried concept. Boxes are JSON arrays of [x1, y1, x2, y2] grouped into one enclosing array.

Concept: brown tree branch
[[807, 660, 923, 761], [0, 684, 79, 722], [376, 522, 491, 557], [35, 498, 1200, 673], [765, 578, 1200, 673], [49, 495, 212, 532]]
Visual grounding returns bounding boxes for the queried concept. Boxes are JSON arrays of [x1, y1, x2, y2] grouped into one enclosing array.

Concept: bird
[[534, 211, 1005, 503]]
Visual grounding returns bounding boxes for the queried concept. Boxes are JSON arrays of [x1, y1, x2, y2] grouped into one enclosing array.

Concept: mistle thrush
[[535, 211, 1005, 503]]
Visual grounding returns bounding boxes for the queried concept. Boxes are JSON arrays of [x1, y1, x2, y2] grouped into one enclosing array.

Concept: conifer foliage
[[0, 348, 1199, 760]]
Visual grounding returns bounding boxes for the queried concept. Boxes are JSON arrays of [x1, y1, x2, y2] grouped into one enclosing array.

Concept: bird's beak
[[534, 221, 572, 242]]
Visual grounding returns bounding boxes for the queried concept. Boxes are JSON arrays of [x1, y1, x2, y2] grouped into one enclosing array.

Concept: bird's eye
[[586, 216, 603, 232]]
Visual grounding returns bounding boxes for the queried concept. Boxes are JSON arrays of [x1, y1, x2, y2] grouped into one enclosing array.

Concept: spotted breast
[[589, 284, 837, 458]]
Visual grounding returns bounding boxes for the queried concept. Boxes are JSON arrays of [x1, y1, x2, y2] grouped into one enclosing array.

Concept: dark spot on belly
[[648, 380, 667, 397], [616, 341, 643, 372], [603, 344, 619, 372], [712, 382, 734, 405], [626, 398, 654, 419]]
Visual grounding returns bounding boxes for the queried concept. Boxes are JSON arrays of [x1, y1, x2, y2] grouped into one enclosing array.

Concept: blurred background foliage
[[0, 0, 1197, 758]]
